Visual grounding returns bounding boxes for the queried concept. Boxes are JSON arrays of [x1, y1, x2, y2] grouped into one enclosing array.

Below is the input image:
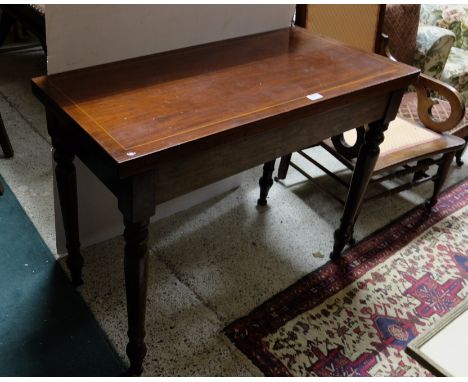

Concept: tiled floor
[[1, 46, 467, 376]]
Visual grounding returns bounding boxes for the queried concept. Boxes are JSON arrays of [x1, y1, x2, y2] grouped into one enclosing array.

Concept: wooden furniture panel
[[34, 28, 411, 170], [31, 27, 419, 375], [153, 93, 390, 203]]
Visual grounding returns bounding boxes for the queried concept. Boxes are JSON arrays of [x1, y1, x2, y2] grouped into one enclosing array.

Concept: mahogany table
[[31, 27, 419, 375]]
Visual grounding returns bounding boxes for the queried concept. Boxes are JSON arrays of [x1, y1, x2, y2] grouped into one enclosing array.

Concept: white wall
[[45, 5, 295, 253], [46, 5, 294, 74]]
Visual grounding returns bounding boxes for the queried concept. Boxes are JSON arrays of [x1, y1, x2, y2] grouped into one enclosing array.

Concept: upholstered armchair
[[385, 5, 467, 105], [418, 5, 467, 106], [383, 4, 468, 165]]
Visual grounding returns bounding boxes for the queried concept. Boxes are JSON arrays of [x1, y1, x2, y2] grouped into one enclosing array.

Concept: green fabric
[[416, 5, 468, 106], [420, 4, 468, 49], [414, 25, 455, 79], [0, 176, 126, 376], [441, 47, 468, 106]]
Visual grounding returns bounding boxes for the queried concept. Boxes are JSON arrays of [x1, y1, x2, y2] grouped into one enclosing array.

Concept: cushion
[[441, 47, 468, 106], [324, 115, 463, 172], [414, 26, 455, 79], [420, 5, 467, 50], [340, 117, 440, 157]]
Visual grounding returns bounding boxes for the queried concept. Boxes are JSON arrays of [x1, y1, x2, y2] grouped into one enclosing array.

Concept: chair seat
[[323, 116, 465, 173]]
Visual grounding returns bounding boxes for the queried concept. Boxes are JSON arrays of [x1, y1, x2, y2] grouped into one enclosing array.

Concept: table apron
[[153, 92, 392, 204]]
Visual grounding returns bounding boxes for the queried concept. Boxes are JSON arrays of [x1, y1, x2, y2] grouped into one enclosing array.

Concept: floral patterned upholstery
[[417, 5, 468, 105], [420, 5, 467, 49], [441, 47, 468, 106], [414, 26, 455, 79]]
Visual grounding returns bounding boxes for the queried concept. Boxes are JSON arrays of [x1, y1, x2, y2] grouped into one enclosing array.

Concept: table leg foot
[[124, 218, 149, 377], [66, 254, 83, 286], [122, 366, 143, 377], [330, 226, 354, 259], [257, 160, 275, 206], [331, 120, 389, 259], [126, 344, 145, 376]]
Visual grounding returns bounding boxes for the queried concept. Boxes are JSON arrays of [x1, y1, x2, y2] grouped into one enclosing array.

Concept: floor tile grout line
[[148, 246, 227, 326], [148, 246, 263, 375], [0, 90, 51, 146]]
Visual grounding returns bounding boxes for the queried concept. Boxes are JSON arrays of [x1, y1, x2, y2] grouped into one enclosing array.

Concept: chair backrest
[[382, 5, 420, 65], [297, 5, 384, 53]]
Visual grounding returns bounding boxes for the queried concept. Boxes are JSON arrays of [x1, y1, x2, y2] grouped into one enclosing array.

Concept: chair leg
[[0, 114, 14, 158], [0, 178, 4, 196], [427, 152, 456, 208], [455, 137, 467, 167], [0, 11, 14, 48], [412, 159, 430, 182], [258, 160, 276, 206], [275, 154, 292, 181]]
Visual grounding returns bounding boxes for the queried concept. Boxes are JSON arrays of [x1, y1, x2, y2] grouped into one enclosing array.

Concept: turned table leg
[[258, 159, 276, 206], [50, 125, 83, 286], [124, 218, 150, 376], [118, 171, 156, 376], [331, 120, 389, 259]]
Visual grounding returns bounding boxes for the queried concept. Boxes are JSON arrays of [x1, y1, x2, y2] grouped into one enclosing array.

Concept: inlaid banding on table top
[[32, 28, 418, 162], [47, 67, 399, 153]]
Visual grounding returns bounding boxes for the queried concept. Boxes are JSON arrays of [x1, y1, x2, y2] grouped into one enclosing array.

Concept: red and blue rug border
[[224, 179, 468, 376]]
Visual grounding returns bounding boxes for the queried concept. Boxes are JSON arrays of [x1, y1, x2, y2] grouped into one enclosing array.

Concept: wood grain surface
[[32, 27, 418, 165]]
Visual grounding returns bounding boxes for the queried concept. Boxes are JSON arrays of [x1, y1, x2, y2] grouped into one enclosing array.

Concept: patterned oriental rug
[[224, 179, 468, 377]]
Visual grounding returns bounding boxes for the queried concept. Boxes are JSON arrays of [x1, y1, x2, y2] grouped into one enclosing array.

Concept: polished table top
[[32, 28, 418, 166], [31, 27, 420, 375]]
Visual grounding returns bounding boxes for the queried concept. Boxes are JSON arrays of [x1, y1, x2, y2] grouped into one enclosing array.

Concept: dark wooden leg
[[52, 134, 83, 286], [0, 178, 4, 196], [0, 11, 13, 48], [455, 137, 467, 167], [258, 159, 276, 206], [124, 218, 149, 376], [118, 171, 156, 376], [275, 154, 292, 181], [47, 111, 83, 285], [331, 121, 388, 259], [427, 152, 455, 208], [0, 113, 14, 158], [412, 160, 430, 182]]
